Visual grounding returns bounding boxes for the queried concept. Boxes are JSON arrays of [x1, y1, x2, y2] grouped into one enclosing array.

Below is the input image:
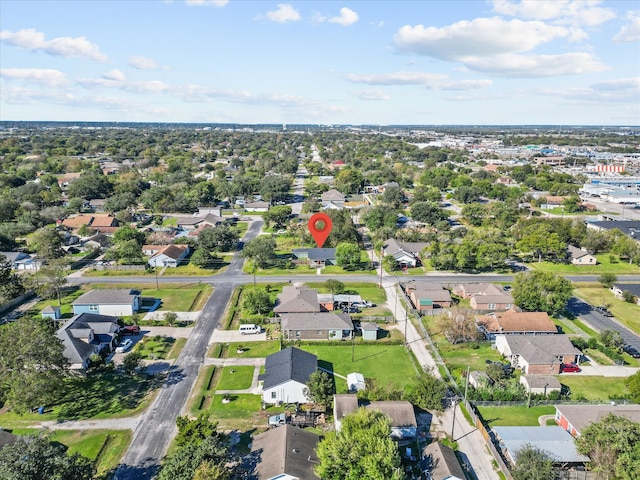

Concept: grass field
[[573, 282, 640, 335], [9, 428, 131, 479], [216, 366, 255, 390], [166, 337, 187, 360], [559, 376, 630, 401], [209, 394, 263, 421], [225, 341, 281, 358], [134, 335, 176, 359], [477, 405, 556, 427], [299, 344, 419, 393], [527, 254, 640, 275]]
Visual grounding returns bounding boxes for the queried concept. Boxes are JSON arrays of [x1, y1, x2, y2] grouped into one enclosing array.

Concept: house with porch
[[279, 312, 354, 341], [382, 239, 428, 268], [291, 248, 337, 268], [495, 334, 581, 375], [147, 244, 190, 268], [320, 189, 345, 209], [567, 245, 597, 265], [56, 313, 121, 370]]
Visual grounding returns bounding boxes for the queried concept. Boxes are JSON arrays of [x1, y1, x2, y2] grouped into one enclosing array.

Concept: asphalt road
[[113, 220, 263, 480], [567, 297, 640, 351]]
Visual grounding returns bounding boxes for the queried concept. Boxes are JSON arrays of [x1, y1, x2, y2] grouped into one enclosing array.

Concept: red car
[[120, 325, 141, 335], [562, 363, 581, 373]]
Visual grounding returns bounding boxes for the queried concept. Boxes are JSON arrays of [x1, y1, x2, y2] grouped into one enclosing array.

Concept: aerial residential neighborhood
[[0, 122, 639, 480]]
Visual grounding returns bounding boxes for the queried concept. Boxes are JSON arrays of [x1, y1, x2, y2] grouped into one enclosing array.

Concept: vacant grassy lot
[[9, 428, 131, 479], [134, 335, 176, 360], [477, 405, 556, 427], [225, 341, 281, 358], [527, 254, 640, 275], [299, 344, 419, 393], [573, 282, 640, 335], [209, 394, 263, 422], [216, 366, 255, 390], [560, 376, 630, 401]]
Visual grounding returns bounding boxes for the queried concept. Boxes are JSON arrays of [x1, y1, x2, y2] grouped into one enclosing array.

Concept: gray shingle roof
[[502, 335, 580, 364], [274, 286, 320, 313], [262, 347, 317, 390], [56, 313, 119, 366], [422, 441, 467, 480], [555, 405, 640, 434], [72, 289, 138, 305], [494, 426, 590, 464], [250, 424, 320, 480], [280, 312, 354, 331]]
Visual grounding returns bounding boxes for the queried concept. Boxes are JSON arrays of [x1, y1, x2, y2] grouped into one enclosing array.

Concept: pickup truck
[[268, 413, 287, 427]]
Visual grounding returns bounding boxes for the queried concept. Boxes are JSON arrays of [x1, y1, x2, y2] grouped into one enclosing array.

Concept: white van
[[239, 324, 262, 335]]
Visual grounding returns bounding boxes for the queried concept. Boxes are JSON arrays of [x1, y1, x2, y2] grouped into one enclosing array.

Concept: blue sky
[[1, 0, 639, 125]]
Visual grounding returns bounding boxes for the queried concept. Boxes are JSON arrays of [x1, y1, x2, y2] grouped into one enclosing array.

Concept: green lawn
[[208, 394, 263, 420], [225, 341, 281, 358], [299, 344, 419, 393], [433, 339, 505, 377], [216, 366, 255, 390], [9, 429, 131, 479], [527, 254, 640, 275], [161, 262, 228, 276], [560, 376, 630, 401], [477, 405, 556, 427], [573, 282, 640, 335], [0, 371, 163, 426], [304, 281, 388, 306], [134, 335, 175, 360], [166, 337, 187, 360]]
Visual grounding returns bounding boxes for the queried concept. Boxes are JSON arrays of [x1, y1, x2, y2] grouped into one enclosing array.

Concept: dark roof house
[[261, 347, 317, 404], [55, 313, 120, 370]]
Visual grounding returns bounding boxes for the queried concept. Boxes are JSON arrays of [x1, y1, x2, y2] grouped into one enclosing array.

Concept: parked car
[[342, 307, 360, 314], [623, 345, 640, 358], [562, 363, 581, 373], [120, 325, 141, 335], [268, 413, 287, 427], [594, 305, 613, 317], [115, 339, 133, 353]]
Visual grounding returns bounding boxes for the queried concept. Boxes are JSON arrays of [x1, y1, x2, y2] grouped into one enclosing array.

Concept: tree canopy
[[512, 271, 573, 315]]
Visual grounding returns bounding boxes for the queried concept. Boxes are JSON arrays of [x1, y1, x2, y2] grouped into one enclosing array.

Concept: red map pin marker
[[308, 212, 332, 248]]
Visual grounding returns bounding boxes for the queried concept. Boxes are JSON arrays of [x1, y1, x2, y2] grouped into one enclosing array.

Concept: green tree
[[259, 175, 291, 204], [0, 254, 25, 303], [0, 431, 94, 480], [515, 223, 565, 263], [30, 227, 65, 260], [32, 257, 69, 305], [407, 368, 448, 411], [562, 195, 581, 213], [576, 414, 640, 480], [113, 224, 146, 246], [243, 288, 272, 315], [264, 205, 292, 229], [175, 413, 219, 447], [192, 461, 230, 480], [242, 236, 277, 268], [512, 271, 573, 315], [304, 370, 335, 407], [0, 319, 69, 412], [315, 408, 404, 480], [190, 248, 217, 268], [411, 201, 448, 225], [198, 226, 238, 252], [510, 444, 555, 480], [334, 168, 363, 195], [600, 329, 624, 350], [624, 371, 640, 403], [157, 434, 228, 480], [599, 273, 618, 289], [122, 351, 144, 375], [324, 279, 345, 294], [336, 242, 361, 270]]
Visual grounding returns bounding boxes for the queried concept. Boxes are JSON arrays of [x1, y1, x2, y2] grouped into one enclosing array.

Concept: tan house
[[279, 312, 353, 341], [495, 334, 581, 374], [453, 283, 513, 311], [61, 213, 119, 234], [476, 310, 557, 340], [274, 286, 325, 314], [567, 245, 597, 266], [406, 282, 452, 311], [320, 189, 345, 208]]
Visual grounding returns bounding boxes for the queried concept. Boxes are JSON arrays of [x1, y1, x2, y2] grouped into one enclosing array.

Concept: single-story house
[[406, 282, 452, 311], [147, 244, 190, 268], [611, 283, 640, 304], [493, 426, 590, 467], [72, 288, 141, 316], [453, 283, 514, 311], [320, 189, 345, 208], [41, 305, 62, 320], [61, 214, 120, 234], [567, 245, 597, 265], [274, 286, 322, 314], [249, 424, 320, 480], [519, 375, 562, 396], [261, 347, 317, 405], [555, 404, 640, 437], [332, 394, 418, 440], [175, 214, 223, 231], [56, 313, 120, 370], [382, 239, 428, 268], [291, 248, 337, 268], [421, 441, 466, 480], [244, 201, 270, 212], [0, 251, 38, 270], [279, 312, 354, 341], [476, 310, 557, 341], [495, 334, 581, 374]]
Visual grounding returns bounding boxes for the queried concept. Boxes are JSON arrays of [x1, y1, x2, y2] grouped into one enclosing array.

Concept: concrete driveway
[[566, 365, 640, 377], [209, 328, 268, 343]]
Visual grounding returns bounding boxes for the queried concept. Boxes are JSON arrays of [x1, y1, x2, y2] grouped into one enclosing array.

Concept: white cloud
[[463, 52, 608, 77], [351, 89, 390, 101], [535, 78, 640, 103], [590, 77, 640, 93], [330, 7, 359, 27], [614, 13, 640, 42], [0, 28, 107, 62], [185, 0, 228, 6], [129, 55, 161, 70], [345, 71, 492, 90], [394, 18, 572, 59], [103, 69, 125, 81], [492, 0, 615, 26], [266, 4, 301, 23], [0, 68, 67, 87]]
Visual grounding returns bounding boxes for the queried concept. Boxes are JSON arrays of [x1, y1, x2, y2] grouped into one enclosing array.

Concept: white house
[[147, 244, 190, 268], [72, 289, 141, 316], [261, 347, 317, 405]]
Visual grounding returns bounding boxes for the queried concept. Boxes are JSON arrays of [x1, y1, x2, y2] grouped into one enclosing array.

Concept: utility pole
[[464, 366, 470, 404], [451, 396, 460, 439], [155, 264, 159, 291], [379, 245, 383, 288]]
